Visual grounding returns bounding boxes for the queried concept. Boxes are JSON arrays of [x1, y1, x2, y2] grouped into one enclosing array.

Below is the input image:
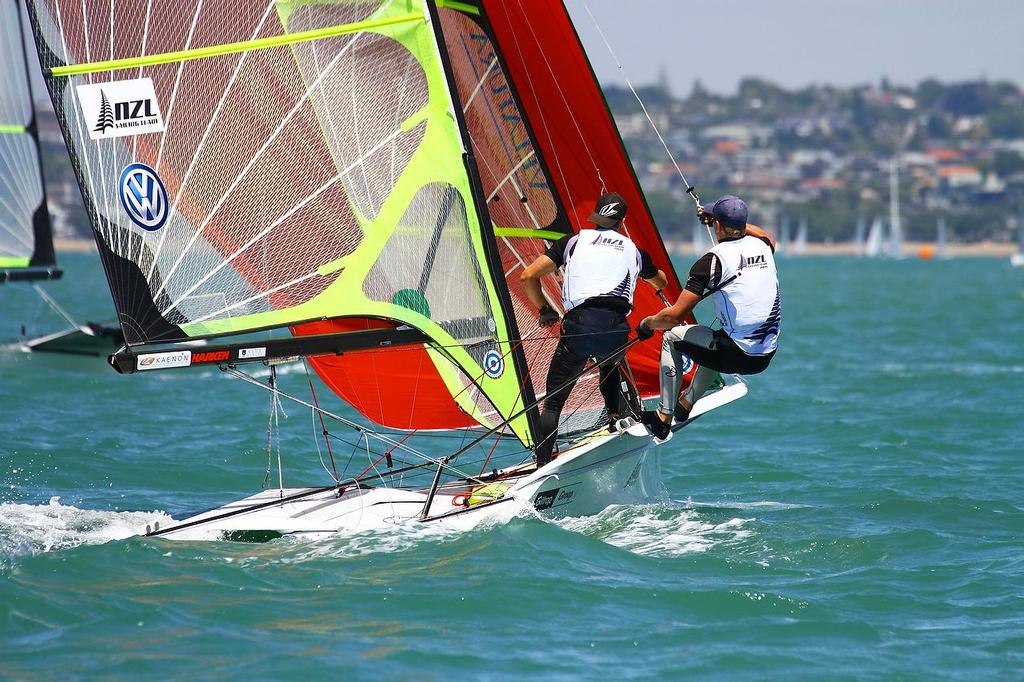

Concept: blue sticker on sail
[[119, 162, 168, 231], [483, 350, 504, 379]]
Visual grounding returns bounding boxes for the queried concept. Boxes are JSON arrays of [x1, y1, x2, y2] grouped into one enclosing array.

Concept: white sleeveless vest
[[560, 229, 642, 311], [708, 235, 781, 355]]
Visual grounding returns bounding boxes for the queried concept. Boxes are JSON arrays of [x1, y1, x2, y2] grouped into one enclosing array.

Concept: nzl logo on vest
[[743, 254, 768, 267], [75, 77, 165, 140], [594, 234, 625, 251], [119, 163, 169, 231]]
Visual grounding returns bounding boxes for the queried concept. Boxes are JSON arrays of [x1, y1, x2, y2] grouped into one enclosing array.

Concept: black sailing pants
[[534, 306, 631, 466]]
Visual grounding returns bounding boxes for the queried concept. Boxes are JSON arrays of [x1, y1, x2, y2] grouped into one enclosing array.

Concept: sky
[[566, 0, 1024, 95], [19, 1, 1024, 98]]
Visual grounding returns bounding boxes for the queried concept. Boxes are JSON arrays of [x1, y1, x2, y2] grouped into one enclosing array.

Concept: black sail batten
[[427, 0, 543, 447], [109, 326, 432, 375]]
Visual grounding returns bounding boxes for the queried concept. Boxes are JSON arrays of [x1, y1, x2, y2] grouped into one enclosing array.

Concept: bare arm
[[519, 254, 558, 310], [745, 223, 776, 251], [644, 289, 700, 330], [643, 269, 668, 291]]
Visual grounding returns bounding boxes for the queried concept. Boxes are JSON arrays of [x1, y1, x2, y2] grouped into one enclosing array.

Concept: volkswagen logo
[[119, 162, 168, 231]]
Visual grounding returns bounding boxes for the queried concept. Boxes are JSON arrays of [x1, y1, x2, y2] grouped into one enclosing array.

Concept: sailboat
[[778, 216, 790, 256], [1012, 209, 1024, 268], [793, 217, 808, 256], [936, 216, 951, 260], [886, 157, 905, 259], [852, 217, 865, 256], [26, 0, 746, 539], [0, 0, 122, 355], [864, 217, 884, 258], [691, 215, 713, 255]]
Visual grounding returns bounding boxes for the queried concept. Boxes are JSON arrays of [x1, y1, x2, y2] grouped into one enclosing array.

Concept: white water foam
[[0, 497, 174, 557], [555, 503, 753, 558]]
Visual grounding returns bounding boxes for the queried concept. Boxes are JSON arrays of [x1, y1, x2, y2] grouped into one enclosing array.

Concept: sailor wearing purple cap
[[636, 195, 781, 439]]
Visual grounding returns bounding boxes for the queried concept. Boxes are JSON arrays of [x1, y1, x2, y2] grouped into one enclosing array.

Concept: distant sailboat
[[793, 217, 808, 256], [936, 216, 951, 260], [886, 157, 905, 259], [864, 217, 884, 257], [853, 217, 866, 256], [691, 215, 713, 255], [1012, 210, 1024, 267], [778, 216, 790, 256]]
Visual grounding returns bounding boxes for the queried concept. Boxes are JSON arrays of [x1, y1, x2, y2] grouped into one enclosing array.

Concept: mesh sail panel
[[28, 0, 537, 444], [0, 1, 48, 269], [439, 6, 610, 435]]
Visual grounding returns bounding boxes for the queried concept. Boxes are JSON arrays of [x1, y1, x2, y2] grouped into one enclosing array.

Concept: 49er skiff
[[26, 0, 745, 539]]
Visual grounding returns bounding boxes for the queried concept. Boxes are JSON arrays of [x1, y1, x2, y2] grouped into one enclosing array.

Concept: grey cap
[[704, 195, 748, 230]]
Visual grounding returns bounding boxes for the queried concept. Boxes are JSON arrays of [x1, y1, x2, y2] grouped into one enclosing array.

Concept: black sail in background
[[0, 0, 58, 282]]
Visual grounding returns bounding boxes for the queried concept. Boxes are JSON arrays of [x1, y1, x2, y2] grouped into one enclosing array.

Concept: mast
[[426, 0, 543, 445], [888, 156, 903, 259]]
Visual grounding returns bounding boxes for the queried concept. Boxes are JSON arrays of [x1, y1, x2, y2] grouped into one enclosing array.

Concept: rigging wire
[[222, 366, 492, 486], [578, 1, 718, 246], [303, 359, 339, 481]]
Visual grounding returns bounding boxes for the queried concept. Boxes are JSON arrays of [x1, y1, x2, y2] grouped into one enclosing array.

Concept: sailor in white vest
[[636, 195, 781, 439], [521, 192, 667, 466]]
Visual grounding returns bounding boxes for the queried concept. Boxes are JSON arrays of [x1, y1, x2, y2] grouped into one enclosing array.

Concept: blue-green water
[[2, 253, 1022, 680]]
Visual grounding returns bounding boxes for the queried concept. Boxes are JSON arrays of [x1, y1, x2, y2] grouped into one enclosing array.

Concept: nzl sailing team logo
[[75, 77, 165, 140], [483, 350, 504, 379], [119, 162, 168, 231]]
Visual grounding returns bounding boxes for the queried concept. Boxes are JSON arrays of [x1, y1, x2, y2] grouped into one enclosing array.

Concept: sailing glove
[[636, 319, 655, 340], [538, 305, 560, 328]]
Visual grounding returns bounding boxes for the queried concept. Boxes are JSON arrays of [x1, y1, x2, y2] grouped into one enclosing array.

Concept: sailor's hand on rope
[[697, 206, 715, 226], [538, 304, 560, 328], [635, 318, 655, 341]]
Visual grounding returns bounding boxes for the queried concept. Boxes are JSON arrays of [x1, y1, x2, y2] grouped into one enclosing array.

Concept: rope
[[580, 1, 698, 207], [222, 366, 492, 486], [302, 359, 338, 480]]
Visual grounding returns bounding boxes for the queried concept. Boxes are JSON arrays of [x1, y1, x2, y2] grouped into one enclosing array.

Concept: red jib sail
[[480, 0, 687, 396]]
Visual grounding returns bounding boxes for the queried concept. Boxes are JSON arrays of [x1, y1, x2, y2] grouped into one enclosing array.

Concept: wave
[[0, 497, 173, 558], [555, 502, 753, 558]]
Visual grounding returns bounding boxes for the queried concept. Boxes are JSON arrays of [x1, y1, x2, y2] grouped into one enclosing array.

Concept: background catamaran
[[26, 0, 745, 539], [1, 0, 122, 356]]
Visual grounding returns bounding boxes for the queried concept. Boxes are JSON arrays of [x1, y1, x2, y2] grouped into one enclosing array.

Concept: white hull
[[148, 383, 748, 541]]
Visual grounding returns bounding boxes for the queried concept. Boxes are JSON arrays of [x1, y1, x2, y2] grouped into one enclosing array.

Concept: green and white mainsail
[[26, 0, 543, 444], [0, 0, 58, 281]]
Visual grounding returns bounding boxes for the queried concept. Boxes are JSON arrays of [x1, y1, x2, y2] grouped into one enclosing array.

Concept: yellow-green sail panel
[[27, 0, 535, 443]]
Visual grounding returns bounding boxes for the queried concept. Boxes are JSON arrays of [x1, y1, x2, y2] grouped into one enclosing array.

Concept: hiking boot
[[674, 402, 691, 423], [640, 411, 671, 440]]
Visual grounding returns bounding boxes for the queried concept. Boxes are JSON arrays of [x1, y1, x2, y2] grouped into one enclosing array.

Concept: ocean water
[[1, 252, 1022, 680]]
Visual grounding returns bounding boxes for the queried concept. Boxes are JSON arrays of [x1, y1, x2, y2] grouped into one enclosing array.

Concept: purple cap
[[704, 195, 748, 229]]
